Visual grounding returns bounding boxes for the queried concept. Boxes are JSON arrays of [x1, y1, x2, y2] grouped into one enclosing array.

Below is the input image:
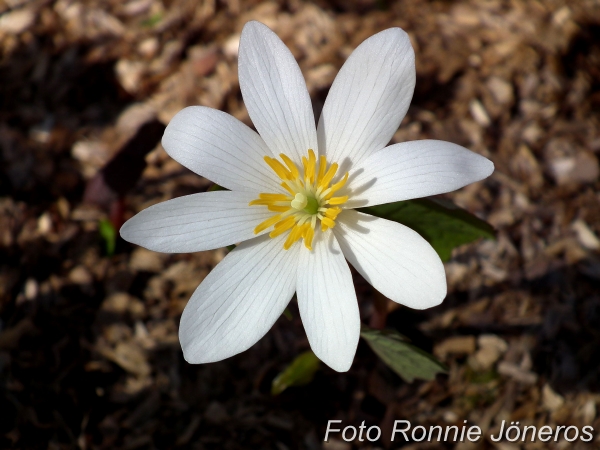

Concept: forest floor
[[1, 0, 600, 449]]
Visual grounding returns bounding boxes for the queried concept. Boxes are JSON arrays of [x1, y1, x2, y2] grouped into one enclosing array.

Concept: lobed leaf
[[360, 325, 447, 382], [271, 350, 320, 395], [358, 198, 495, 261]]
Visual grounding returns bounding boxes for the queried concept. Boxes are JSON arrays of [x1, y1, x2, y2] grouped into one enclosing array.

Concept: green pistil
[[303, 196, 319, 215]]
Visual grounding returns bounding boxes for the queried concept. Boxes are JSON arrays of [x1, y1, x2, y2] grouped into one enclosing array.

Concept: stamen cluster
[[249, 149, 349, 250]]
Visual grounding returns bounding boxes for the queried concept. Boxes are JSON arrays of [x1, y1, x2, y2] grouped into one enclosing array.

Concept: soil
[[1, 0, 599, 449]]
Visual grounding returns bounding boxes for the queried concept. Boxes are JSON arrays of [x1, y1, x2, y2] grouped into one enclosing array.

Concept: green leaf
[[271, 351, 320, 395], [208, 184, 227, 191], [358, 198, 495, 261], [360, 325, 447, 383], [282, 308, 293, 321], [99, 219, 117, 256]]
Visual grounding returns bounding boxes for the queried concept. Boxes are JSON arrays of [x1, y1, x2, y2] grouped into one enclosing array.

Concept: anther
[[250, 150, 350, 250]]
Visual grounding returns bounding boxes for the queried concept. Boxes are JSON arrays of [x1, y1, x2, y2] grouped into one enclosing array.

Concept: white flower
[[120, 21, 494, 372]]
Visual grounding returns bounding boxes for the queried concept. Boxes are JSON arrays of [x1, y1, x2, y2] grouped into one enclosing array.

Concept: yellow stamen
[[279, 154, 300, 179], [248, 199, 271, 206], [306, 149, 316, 183], [254, 214, 282, 234], [319, 163, 339, 188], [249, 150, 350, 250], [281, 182, 295, 195], [303, 225, 314, 250], [323, 207, 341, 219], [283, 224, 303, 250], [321, 217, 336, 229], [268, 205, 290, 212], [328, 196, 349, 205], [270, 217, 296, 237], [328, 172, 349, 195], [259, 193, 289, 201], [317, 155, 327, 183], [264, 156, 291, 180], [274, 216, 296, 229]]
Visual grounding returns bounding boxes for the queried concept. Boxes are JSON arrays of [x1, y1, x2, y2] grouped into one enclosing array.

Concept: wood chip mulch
[[1, 0, 599, 449]]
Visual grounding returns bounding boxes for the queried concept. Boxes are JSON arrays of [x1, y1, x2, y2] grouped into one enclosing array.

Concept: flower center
[[249, 149, 349, 250]]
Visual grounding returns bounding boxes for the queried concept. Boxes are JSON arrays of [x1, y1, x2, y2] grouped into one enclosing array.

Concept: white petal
[[317, 28, 415, 170], [297, 231, 360, 372], [120, 191, 273, 253], [179, 233, 298, 363], [346, 140, 495, 208], [238, 21, 317, 164], [162, 106, 282, 193], [334, 210, 446, 310]]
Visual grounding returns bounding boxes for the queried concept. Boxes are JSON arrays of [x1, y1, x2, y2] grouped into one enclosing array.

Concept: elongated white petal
[[317, 28, 415, 170], [346, 140, 495, 208], [334, 210, 446, 310], [120, 191, 272, 253], [179, 233, 298, 363], [297, 231, 360, 372], [238, 21, 317, 164], [162, 106, 282, 192]]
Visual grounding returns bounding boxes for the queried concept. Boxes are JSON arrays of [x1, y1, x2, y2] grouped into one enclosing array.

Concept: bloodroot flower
[[120, 21, 494, 372]]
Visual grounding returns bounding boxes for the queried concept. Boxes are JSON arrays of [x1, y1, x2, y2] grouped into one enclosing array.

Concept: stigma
[[249, 149, 349, 250]]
